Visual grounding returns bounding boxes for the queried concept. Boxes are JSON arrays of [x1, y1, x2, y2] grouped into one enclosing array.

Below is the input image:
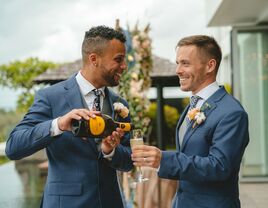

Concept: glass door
[[232, 26, 268, 178]]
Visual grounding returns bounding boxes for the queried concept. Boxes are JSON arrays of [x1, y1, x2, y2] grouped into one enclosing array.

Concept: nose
[[121, 60, 127, 71], [176, 64, 182, 75]]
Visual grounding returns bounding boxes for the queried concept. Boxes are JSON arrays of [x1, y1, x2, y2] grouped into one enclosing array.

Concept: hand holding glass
[[130, 129, 148, 183]]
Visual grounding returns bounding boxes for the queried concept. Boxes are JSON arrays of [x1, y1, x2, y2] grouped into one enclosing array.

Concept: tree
[[0, 57, 57, 112]]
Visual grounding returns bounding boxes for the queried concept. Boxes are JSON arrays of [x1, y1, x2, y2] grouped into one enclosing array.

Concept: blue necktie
[[186, 95, 201, 126]]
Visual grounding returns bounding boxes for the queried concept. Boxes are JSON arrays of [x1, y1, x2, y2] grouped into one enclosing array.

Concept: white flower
[[130, 79, 144, 98], [194, 112, 206, 125], [113, 102, 129, 118], [187, 107, 207, 128], [127, 54, 134, 62], [141, 39, 151, 48], [131, 72, 138, 80]]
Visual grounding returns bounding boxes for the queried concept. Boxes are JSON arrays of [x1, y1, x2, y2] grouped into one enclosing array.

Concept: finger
[[74, 109, 100, 119], [131, 153, 147, 161], [131, 145, 149, 154], [87, 110, 101, 117], [115, 128, 124, 137], [70, 114, 82, 120], [72, 109, 90, 120], [131, 150, 159, 161], [104, 136, 117, 147], [132, 146, 160, 157], [111, 131, 121, 141], [112, 136, 120, 146]]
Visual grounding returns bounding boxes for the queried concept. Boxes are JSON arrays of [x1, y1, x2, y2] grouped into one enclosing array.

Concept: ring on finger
[[143, 157, 146, 162]]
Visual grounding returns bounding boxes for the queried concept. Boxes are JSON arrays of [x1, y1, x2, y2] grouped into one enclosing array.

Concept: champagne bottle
[[71, 114, 134, 138]]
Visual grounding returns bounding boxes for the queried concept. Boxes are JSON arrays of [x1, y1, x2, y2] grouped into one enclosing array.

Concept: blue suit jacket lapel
[[104, 87, 116, 119], [176, 105, 189, 151], [64, 75, 85, 110], [181, 86, 227, 151]]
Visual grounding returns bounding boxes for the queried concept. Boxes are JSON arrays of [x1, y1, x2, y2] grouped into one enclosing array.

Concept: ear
[[88, 53, 98, 67], [206, 59, 217, 74]]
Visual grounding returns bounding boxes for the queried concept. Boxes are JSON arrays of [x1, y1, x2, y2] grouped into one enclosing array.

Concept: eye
[[115, 56, 124, 63], [182, 61, 189, 66]]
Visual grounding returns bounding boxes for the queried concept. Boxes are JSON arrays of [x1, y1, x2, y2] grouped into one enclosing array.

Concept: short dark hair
[[176, 35, 222, 71], [82, 25, 126, 63]]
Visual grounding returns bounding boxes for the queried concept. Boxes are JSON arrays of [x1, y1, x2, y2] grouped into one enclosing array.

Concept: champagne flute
[[130, 129, 149, 183]]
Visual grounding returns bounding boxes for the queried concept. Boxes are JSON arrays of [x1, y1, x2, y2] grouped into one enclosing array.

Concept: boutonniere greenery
[[113, 102, 129, 119], [187, 102, 211, 128]]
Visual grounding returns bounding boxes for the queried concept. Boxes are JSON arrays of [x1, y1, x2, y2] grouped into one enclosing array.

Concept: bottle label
[[119, 123, 132, 131], [89, 116, 105, 136]]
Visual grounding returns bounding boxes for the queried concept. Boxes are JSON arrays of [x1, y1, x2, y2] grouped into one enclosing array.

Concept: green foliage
[[17, 91, 35, 113], [181, 97, 190, 109], [0, 109, 24, 142], [147, 102, 180, 129], [146, 102, 180, 145], [224, 83, 232, 94], [0, 156, 9, 165], [0, 57, 56, 89], [118, 24, 152, 134], [0, 57, 57, 112], [164, 105, 180, 129]]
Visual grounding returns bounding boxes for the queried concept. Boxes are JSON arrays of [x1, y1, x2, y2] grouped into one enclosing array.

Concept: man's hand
[[131, 145, 162, 169], [57, 109, 100, 131], [101, 128, 124, 154]]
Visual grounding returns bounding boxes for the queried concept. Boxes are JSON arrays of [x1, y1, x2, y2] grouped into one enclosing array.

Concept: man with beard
[[131, 35, 249, 208], [5, 26, 133, 208]]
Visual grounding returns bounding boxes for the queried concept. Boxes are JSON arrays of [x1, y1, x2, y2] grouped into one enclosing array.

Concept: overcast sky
[[0, 0, 211, 109]]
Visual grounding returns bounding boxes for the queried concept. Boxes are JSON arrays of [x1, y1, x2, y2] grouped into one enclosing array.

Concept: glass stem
[[137, 166, 143, 176]]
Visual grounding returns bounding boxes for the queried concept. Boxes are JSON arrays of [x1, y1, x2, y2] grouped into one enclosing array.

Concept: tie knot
[[190, 95, 201, 109], [93, 89, 102, 97]]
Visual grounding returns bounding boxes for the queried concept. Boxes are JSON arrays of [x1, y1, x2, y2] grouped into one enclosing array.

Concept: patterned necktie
[[92, 89, 102, 148], [186, 95, 201, 126], [93, 89, 102, 111]]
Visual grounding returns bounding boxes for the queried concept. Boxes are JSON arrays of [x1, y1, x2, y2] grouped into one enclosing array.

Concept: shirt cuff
[[102, 148, 115, 161], [50, 118, 64, 137]]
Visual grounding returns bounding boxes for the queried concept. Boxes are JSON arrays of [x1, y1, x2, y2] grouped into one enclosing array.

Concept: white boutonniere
[[113, 102, 129, 119], [187, 103, 210, 128]]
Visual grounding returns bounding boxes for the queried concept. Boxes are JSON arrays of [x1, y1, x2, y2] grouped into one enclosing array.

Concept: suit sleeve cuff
[[102, 148, 115, 161], [50, 118, 64, 137]]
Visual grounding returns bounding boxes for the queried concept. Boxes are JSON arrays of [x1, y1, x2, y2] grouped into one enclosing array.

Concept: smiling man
[[5, 26, 133, 208], [131, 35, 249, 208]]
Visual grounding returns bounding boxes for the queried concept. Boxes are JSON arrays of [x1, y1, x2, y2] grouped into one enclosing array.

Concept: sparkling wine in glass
[[130, 129, 149, 183]]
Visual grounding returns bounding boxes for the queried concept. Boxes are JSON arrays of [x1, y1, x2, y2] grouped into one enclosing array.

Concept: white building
[[205, 0, 268, 180]]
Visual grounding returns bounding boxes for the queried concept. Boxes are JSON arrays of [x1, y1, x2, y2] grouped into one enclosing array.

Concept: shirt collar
[[195, 81, 220, 101], [75, 71, 105, 97]]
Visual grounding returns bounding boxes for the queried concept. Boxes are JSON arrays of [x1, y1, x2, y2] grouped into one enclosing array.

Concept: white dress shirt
[[50, 71, 114, 158], [194, 81, 220, 109], [75, 71, 105, 110]]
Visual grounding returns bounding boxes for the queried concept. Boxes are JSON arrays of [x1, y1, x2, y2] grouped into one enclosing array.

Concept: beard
[[99, 63, 121, 87], [104, 74, 119, 87], [101, 69, 120, 87]]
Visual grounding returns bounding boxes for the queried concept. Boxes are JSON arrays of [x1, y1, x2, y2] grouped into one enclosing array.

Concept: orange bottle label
[[119, 123, 132, 131], [89, 116, 105, 136]]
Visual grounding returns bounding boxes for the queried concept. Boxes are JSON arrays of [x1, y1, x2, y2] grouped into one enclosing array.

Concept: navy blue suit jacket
[[158, 87, 249, 208], [5, 75, 133, 208]]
